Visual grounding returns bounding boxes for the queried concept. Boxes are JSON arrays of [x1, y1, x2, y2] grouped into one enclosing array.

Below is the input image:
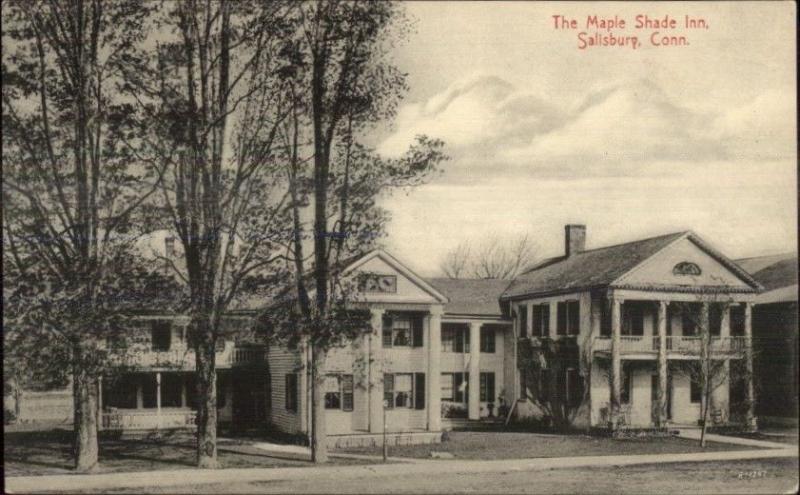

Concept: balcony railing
[[101, 408, 197, 431], [116, 342, 266, 370], [593, 336, 747, 355]]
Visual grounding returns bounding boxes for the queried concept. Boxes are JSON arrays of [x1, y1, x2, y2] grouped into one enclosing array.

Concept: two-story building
[[264, 250, 514, 447], [502, 225, 762, 430]]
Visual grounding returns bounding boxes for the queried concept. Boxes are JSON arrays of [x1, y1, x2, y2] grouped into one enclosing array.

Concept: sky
[[370, 1, 797, 277]]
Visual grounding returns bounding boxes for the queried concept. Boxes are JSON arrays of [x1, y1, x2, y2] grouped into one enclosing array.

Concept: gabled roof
[[502, 231, 761, 300], [736, 252, 798, 304], [426, 278, 510, 317], [341, 250, 449, 304]]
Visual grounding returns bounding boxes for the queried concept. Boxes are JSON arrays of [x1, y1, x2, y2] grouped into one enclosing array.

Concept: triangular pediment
[[342, 250, 449, 304], [613, 234, 760, 291]]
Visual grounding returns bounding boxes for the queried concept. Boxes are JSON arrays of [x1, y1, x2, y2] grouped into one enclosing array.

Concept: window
[[709, 304, 723, 336], [682, 309, 698, 336], [480, 327, 495, 353], [479, 372, 495, 402], [285, 374, 298, 412], [532, 304, 550, 337], [690, 376, 702, 403], [730, 305, 745, 336], [518, 305, 528, 337], [384, 373, 414, 409], [324, 374, 354, 411], [142, 375, 157, 408], [442, 372, 469, 403], [622, 303, 644, 336], [600, 300, 611, 337], [557, 301, 580, 336], [441, 373, 454, 401], [621, 369, 632, 405], [342, 375, 354, 411], [324, 375, 341, 409], [151, 321, 172, 351], [673, 261, 702, 276], [383, 314, 424, 348], [565, 368, 583, 407], [162, 374, 183, 408], [442, 325, 469, 353]]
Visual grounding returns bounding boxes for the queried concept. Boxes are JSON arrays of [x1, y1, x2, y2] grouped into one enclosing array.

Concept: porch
[[593, 336, 748, 358], [99, 368, 267, 432], [121, 343, 266, 370]]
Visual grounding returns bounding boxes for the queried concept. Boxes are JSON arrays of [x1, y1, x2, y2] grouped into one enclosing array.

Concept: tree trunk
[[195, 319, 219, 469], [73, 367, 99, 473], [310, 345, 328, 463]]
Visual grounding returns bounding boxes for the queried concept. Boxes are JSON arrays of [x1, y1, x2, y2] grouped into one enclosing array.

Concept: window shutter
[[568, 301, 580, 335], [488, 373, 495, 403], [412, 315, 424, 347], [557, 303, 567, 335], [414, 373, 425, 410], [342, 375, 354, 412], [285, 374, 297, 412], [383, 374, 394, 409], [543, 305, 550, 336]]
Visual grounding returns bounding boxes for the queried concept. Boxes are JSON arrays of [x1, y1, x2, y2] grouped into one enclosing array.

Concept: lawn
[[72, 458, 800, 494], [334, 431, 757, 460], [719, 428, 799, 446], [4, 428, 362, 477]]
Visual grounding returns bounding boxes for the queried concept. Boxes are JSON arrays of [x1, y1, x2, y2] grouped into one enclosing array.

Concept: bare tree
[[440, 233, 539, 279]]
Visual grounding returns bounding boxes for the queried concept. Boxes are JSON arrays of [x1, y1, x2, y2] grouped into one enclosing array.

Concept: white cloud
[[378, 75, 793, 182]]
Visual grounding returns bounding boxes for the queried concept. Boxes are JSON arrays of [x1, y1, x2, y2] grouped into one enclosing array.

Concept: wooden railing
[[120, 343, 266, 369], [593, 336, 748, 355], [101, 409, 197, 431]]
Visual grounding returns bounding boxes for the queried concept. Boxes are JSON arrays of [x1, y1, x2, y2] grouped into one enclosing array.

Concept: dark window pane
[[480, 328, 495, 353], [162, 374, 183, 408], [690, 376, 702, 403], [142, 375, 157, 408], [412, 316, 424, 347], [568, 301, 580, 335], [519, 306, 528, 337], [151, 321, 171, 351]]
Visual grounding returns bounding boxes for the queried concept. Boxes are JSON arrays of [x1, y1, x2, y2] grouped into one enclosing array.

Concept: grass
[[719, 428, 799, 446], [334, 431, 758, 460], [72, 458, 800, 494], [4, 428, 364, 477]]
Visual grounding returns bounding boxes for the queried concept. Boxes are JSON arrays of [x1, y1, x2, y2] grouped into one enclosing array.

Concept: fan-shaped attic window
[[673, 261, 702, 276]]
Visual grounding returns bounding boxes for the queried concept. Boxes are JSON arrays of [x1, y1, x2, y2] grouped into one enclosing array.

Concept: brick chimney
[[565, 224, 586, 257]]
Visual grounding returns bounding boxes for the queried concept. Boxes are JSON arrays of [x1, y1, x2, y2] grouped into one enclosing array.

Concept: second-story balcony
[[114, 342, 266, 370], [592, 336, 747, 359]]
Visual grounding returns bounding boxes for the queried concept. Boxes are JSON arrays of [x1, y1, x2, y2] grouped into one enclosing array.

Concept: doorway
[[651, 373, 673, 423]]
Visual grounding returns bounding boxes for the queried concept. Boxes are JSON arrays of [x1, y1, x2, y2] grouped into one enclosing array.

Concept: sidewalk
[[676, 429, 793, 449], [7, 445, 797, 493]]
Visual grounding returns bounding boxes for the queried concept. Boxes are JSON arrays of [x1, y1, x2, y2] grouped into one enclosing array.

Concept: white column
[[657, 301, 668, 428], [548, 301, 558, 339], [720, 305, 731, 338], [427, 307, 443, 431], [526, 302, 534, 338], [744, 302, 756, 429], [610, 296, 622, 429], [156, 372, 162, 430], [468, 321, 482, 420], [369, 308, 385, 433]]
